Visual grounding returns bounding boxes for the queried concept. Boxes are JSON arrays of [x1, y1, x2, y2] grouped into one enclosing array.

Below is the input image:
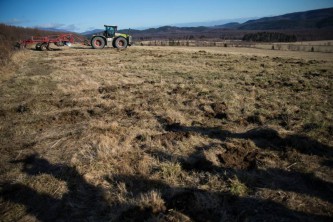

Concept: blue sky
[[0, 0, 332, 32]]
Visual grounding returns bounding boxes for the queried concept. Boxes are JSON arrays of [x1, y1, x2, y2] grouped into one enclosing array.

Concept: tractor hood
[[115, 33, 130, 38]]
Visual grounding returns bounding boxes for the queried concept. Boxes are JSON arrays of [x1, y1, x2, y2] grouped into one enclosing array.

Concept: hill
[[214, 22, 241, 29], [239, 7, 333, 30], [116, 8, 333, 41], [81, 29, 104, 36]]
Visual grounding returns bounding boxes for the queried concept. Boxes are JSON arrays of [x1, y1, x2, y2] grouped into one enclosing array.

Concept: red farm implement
[[17, 33, 89, 51]]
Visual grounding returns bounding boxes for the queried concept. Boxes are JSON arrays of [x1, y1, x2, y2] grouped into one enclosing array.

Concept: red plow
[[17, 33, 89, 51]]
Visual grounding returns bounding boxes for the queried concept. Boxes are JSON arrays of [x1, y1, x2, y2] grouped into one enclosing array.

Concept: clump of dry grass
[[137, 190, 166, 213], [228, 176, 249, 196]]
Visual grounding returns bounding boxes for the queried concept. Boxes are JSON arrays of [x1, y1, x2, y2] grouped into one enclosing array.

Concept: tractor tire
[[15, 43, 25, 50], [91, 36, 105, 49], [40, 43, 48, 51], [35, 43, 42, 50], [114, 37, 128, 49]]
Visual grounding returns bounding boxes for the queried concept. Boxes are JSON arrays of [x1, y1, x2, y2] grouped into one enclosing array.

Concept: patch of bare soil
[[179, 140, 261, 172], [218, 140, 259, 170], [199, 102, 229, 119], [152, 131, 192, 143]]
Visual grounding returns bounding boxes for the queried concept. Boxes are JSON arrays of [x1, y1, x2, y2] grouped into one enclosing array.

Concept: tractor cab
[[104, 25, 117, 38]]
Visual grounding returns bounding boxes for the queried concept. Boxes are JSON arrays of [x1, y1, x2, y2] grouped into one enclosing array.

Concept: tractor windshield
[[105, 26, 116, 37]]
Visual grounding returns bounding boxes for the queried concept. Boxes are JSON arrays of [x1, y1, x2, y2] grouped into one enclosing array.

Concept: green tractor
[[91, 25, 132, 49]]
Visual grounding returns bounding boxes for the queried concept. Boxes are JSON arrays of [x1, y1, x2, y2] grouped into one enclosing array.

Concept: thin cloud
[[64, 24, 78, 31], [35, 23, 65, 29], [4, 18, 30, 25], [35, 23, 79, 31]]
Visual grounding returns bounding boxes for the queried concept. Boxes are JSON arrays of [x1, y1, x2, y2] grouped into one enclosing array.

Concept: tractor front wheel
[[40, 43, 48, 51], [114, 37, 128, 49], [91, 37, 105, 49], [35, 43, 42, 50]]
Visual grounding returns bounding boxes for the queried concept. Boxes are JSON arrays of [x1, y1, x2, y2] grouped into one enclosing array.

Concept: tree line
[[242, 32, 297, 42], [0, 23, 64, 66]]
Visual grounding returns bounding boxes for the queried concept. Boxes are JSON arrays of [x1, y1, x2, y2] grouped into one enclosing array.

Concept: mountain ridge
[[80, 7, 333, 36], [238, 7, 333, 30]]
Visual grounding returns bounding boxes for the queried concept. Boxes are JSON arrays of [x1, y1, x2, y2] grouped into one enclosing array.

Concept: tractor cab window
[[105, 26, 115, 37]]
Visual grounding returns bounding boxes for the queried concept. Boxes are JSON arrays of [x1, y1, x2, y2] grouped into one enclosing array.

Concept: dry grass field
[[138, 40, 333, 53], [0, 45, 333, 221]]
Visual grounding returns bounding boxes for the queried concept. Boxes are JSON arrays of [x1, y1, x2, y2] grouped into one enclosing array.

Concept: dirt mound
[[211, 102, 228, 119], [199, 102, 228, 119], [246, 113, 265, 125], [152, 131, 191, 142], [218, 140, 259, 170], [183, 141, 260, 172]]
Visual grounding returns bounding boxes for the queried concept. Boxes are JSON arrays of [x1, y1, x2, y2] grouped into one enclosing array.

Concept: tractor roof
[[104, 25, 117, 27]]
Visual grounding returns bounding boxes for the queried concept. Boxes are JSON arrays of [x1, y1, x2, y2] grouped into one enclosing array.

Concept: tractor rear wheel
[[35, 43, 42, 50], [114, 37, 128, 49], [91, 36, 105, 49], [40, 43, 48, 51]]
